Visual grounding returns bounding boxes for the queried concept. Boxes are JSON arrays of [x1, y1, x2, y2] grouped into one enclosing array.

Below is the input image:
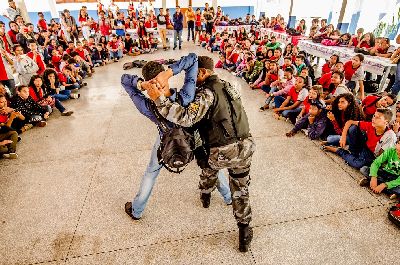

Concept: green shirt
[[370, 148, 400, 189], [265, 42, 281, 50]]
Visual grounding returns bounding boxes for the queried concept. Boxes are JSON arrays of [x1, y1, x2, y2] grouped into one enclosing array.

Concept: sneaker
[[3, 153, 18, 159], [359, 177, 369, 187], [70, 93, 80, 99], [125, 202, 140, 220], [37, 121, 47, 127], [61, 110, 74, 116], [238, 224, 253, 252], [179, 46, 182, 50], [200, 193, 211, 208], [173, 46, 177, 50]]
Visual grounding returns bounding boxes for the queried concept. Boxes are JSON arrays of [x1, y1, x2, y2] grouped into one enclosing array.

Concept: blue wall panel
[[348, 11, 361, 34]]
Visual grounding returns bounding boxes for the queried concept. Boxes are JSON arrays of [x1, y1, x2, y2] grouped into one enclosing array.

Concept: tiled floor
[[1, 42, 399, 265]]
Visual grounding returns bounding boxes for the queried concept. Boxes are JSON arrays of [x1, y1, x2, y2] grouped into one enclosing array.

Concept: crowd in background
[[0, 0, 399, 204]]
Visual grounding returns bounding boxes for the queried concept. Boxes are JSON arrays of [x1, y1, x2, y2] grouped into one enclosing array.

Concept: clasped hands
[[141, 70, 172, 101]]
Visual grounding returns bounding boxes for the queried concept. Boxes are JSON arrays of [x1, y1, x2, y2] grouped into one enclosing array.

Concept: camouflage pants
[[199, 137, 255, 225]]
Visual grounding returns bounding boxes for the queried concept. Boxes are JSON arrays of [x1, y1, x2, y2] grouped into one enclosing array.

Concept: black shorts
[[195, 26, 202, 31]]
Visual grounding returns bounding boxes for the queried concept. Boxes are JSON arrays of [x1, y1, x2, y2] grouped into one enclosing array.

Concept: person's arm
[[280, 100, 301, 111], [120, 74, 158, 123], [292, 114, 309, 133], [340, 120, 359, 147], [358, 80, 364, 100], [308, 116, 327, 140], [156, 53, 198, 107], [153, 88, 214, 127]]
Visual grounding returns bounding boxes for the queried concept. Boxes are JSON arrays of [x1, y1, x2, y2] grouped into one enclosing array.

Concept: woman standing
[[185, 5, 195, 42], [79, 8, 90, 40]]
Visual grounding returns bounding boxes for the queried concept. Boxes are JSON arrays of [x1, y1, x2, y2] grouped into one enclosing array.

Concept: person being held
[[90, 44, 104, 66], [319, 62, 344, 90], [286, 100, 328, 140], [323, 93, 363, 146], [324, 108, 396, 169], [245, 58, 264, 84], [11, 85, 49, 127], [359, 140, 400, 199], [43, 68, 80, 101], [362, 93, 395, 121], [147, 55, 255, 253], [343, 54, 365, 99], [70, 51, 92, 78], [273, 76, 309, 123], [121, 53, 232, 220], [28, 75, 73, 116]]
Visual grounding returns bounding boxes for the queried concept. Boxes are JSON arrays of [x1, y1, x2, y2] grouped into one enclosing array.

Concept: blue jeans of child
[[264, 87, 277, 105], [391, 63, 400, 95], [131, 136, 232, 219], [173, 30, 182, 48], [360, 168, 400, 196], [110, 50, 119, 59], [336, 125, 375, 169], [52, 90, 71, 101], [274, 95, 286, 108]]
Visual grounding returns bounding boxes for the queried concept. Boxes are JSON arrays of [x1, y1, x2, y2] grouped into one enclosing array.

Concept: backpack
[[388, 203, 400, 228], [151, 103, 194, 173]]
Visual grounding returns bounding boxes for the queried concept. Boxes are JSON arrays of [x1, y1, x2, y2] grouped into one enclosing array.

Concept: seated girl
[[273, 76, 309, 124], [343, 54, 365, 99], [297, 85, 325, 120], [28, 75, 73, 116], [321, 54, 339, 76], [324, 93, 364, 146], [43, 69, 80, 101], [286, 100, 328, 140], [11, 86, 49, 127], [356, 32, 375, 52], [359, 140, 400, 200]]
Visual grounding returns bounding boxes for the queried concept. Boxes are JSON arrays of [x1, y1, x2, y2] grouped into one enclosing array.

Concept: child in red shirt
[[322, 54, 339, 75], [37, 12, 48, 31], [51, 49, 62, 72]]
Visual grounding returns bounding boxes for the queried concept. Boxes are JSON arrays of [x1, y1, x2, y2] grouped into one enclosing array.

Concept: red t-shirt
[[359, 121, 385, 154], [29, 87, 44, 102], [75, 48, 86, 60], [318, 72, 332, 89], [287, 86, 300, 102], [99, 18, 111, 36], [108, 40, 119, 50], [0, 114, 8, 123], [303, 97, 311, 114], [358, 41, 371, 49], [350, 37, 359, 47], [1, 34, 11, 53], [58, 72, 67, 83], [362, 95, 380, 120], [343, 61, 359, 81], [321, 63, 332, 75], [52, 55, 62, 72], [195, 14, 201, 27], [38, 18, 48, 30], [27, 52, 45, 75], [7, 30, 17, 44]]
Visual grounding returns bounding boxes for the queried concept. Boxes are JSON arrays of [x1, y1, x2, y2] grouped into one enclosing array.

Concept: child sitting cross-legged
[[286, 100, 328, 140], [273, 76, 309, 124], [297, 85, 325, 120], [324, 108, 397, 169], [359, 140, 400, 200]]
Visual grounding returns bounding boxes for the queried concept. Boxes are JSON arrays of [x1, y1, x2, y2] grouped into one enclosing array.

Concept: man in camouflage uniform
[[147, 55, 255, 252]]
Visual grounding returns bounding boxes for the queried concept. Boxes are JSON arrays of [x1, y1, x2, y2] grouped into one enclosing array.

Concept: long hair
[[331, 93, 364, 128], [28, 75, 45, 100], [43, 68, 60, 88]]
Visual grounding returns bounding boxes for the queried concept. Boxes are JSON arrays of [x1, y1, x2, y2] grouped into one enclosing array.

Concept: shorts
[[195, 26, 202, 32]]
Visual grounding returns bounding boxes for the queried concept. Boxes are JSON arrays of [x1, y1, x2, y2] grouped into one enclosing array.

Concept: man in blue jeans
[[121, 53, 232, 220], [172, 6, 183, 50]]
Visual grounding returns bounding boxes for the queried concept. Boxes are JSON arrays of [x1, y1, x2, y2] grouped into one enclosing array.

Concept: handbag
[[38, 97, 55, 108]]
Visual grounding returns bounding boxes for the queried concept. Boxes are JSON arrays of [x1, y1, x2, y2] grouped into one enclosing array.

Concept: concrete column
[[162, 0, 167, 10], [337, 0, 348, 28], [14, 0, 30, 23], [212, 0, 217, 10], [47, 0, 59, 19]]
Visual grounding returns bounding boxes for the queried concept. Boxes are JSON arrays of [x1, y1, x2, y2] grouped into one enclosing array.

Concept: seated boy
[[324, 108, 397, 169], [359, 140, 400, 199], [0, 124, 18, 159], [286, 100, 328, 140]]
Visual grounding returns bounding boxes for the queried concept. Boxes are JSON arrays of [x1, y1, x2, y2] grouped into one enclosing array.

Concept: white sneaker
[[3, 153, 18, 159]]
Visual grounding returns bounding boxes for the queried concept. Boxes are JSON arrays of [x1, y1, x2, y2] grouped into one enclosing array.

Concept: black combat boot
[[200, 193, 211, 208], [238, 223, 253, 252]]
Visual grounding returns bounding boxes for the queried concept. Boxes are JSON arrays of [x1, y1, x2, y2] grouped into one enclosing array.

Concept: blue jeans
[[173, 30, 182, 48], [264, 87, 277, 105], [360, 167, 400, 196], [52, 90, 71, 101], [391, 63, 400, 95], [131, 136, 232, 219], [110, 50, 119, 59], [336, 125, 375, 169], [326, 134, 353, 146]]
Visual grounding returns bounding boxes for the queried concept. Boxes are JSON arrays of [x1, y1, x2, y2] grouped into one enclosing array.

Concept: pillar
[[162, 0, 166, 10], [47, 0, 59, 19], [14, 0, 30, 23], [212, 0, 217, 10], [337, 0, 348, 31]]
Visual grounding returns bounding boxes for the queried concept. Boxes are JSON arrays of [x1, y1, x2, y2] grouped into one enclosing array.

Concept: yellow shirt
[[186, 10, 195, 21]]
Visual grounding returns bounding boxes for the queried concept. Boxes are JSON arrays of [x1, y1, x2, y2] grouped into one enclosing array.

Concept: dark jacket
[[292, 112, 328, 140], [173, 12, 184, 31]]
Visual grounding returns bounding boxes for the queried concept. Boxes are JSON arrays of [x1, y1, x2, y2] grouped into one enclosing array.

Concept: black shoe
[[238, 223, 253, 252], [179, 46, 182, 50], [200, 193, 211, 208], [125, 202, 140, 220], [173, 46, 177, 50]]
